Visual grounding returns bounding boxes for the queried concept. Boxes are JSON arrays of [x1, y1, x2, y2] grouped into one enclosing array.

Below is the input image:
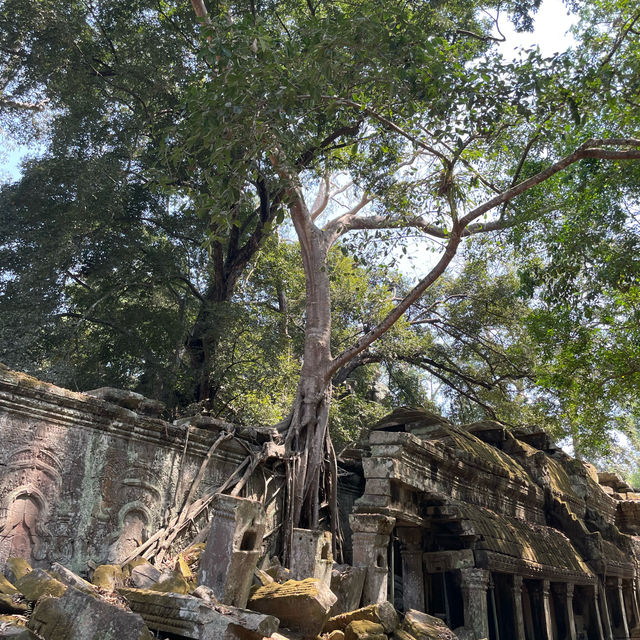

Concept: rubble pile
[[0, 523, 454, 640]]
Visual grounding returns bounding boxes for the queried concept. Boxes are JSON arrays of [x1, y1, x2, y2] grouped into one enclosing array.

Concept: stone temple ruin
[[2, 363, 640, 639]]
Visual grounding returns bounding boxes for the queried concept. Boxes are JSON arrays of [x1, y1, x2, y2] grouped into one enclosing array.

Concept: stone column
[[598, 580, 614, 640], [614, 577, 630, 639], [396, 526, 424, 613], [349, 513, 395, 605], [593, 583, 606, 640], [530, 580, 554, 640], [552, 583, 576, 640], [460, 567, 490, 640], [512, 575, 527, 640], [290, 528, 333, 587], [631, 579, 640, 628]]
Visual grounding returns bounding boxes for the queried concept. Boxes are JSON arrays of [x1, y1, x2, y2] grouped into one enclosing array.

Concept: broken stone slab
[[0, 576, 18, 596], [4, 560, 31, 586], [0, 622, 39, 639], [290, 529, 333, 587], [15, 570, 66, 602], [119, 587, 279, 640], [150, 571, 190, 594], [28, 587, 153, 640], [130, 562, 162, 589], [344, 620, 387, 640], [91, 564, 125, 591], [329, 564, 367, 616], [84, 387, 165, 416], [49, 563, 97, 595], [248, 577, 337, 637], [198, 494, 266, 609], [325, 602, 398, 634], [401, 610, 459, 640]]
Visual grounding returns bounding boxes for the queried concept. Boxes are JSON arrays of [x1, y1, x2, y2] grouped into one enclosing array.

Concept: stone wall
[[0, 364, 282, 574]]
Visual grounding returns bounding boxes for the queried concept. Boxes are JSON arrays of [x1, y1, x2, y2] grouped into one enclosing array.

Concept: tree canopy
[[2, 0, 640, 542]]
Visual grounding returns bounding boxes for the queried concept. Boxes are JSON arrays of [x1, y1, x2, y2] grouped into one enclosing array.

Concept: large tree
[[174, 0, 640, 554]]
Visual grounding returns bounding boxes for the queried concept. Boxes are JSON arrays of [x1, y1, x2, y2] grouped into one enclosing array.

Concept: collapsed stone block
[[130, 562, 162, 589], [198, 494, 266, 609], [15, 570, 66, 602], [0, 622, 39, 639], [120, 587, 279, 640], [4, 561, 30, 586], [0, 576, 18, 596], [325, 601, 398, 634], [344, 620, 387, 640], [28, 587, 153, 640], [289, 529, 333, 587], [49, 563, 97, 595], [248, 577, 336, 636], [91, 564, 125, 591], [329, 564, 367, 616], [151, 571, 190, 594], [400, 609, 460, 640]]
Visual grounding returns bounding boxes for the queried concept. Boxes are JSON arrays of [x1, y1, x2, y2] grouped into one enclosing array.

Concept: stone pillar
[[460, 568, 490, 640], [396, 527, 424, 613], [593, 583, 606, 640], [290, 529, 333, 587], [512, 575, 527, 640], [198, 494, 266, 609], [614, 577, 630, 639], [632, 579, 640, 628], [598, 580, 614, 640], [552, 583, 576, 640], [530, 580, 554, 640], [541, 580, 555, 640], [349, 513, 395, 605]]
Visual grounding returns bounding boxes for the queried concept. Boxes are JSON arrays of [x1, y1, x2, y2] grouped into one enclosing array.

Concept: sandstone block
[[92, 564, 124, 591], [198, 495, 266, 609], [401, 610, 459, 640], [120, 587, 279, 639], [290, 529, 333, 587], [248, 577, 336, 636], [49, 563, 96, 595], [325, 602, 398, 634], [326, 631, 346, 640], [151, 571, 190, 594], [28, 588, 153, 640], [344, 620, 387, 640], [329, 564, 367, 616], [0, 575, 18, 596], [0, 622, 39, 639], [130, 562, 162, 589], [5, 560, 30, 585], [15, 570, 66, 602]]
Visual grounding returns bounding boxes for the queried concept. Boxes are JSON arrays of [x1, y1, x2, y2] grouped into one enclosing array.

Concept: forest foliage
[[1, 0, 640, 479]]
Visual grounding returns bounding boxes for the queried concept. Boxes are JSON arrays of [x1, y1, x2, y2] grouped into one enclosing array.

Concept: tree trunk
[[281, 204, 338, 562]]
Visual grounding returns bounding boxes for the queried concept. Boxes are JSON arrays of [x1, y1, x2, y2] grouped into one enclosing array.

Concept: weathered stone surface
[[248, 578, 336, 636], [329, 564, 367, 616], [0, 365, 283, 574], [92, 564, 124, 591], [198, 494, 266, 609], [49, 563, 96, 594], [130, 562, 161, 589], [0, 576, 18, 596], [0, 622, 39, 639], [401, 610, 459, 640], [344, 620, 387, 640], [326, 631, 346, 640], [0, 595, 27, 615], [28, 588, 153, 640], [151, 571, 190, 594], [290, 529, 333, 587], [4, 561, 30, 586], [15, 570, 66, 602], [120, 587, 279, 640], [325, 602, 398, 634]]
